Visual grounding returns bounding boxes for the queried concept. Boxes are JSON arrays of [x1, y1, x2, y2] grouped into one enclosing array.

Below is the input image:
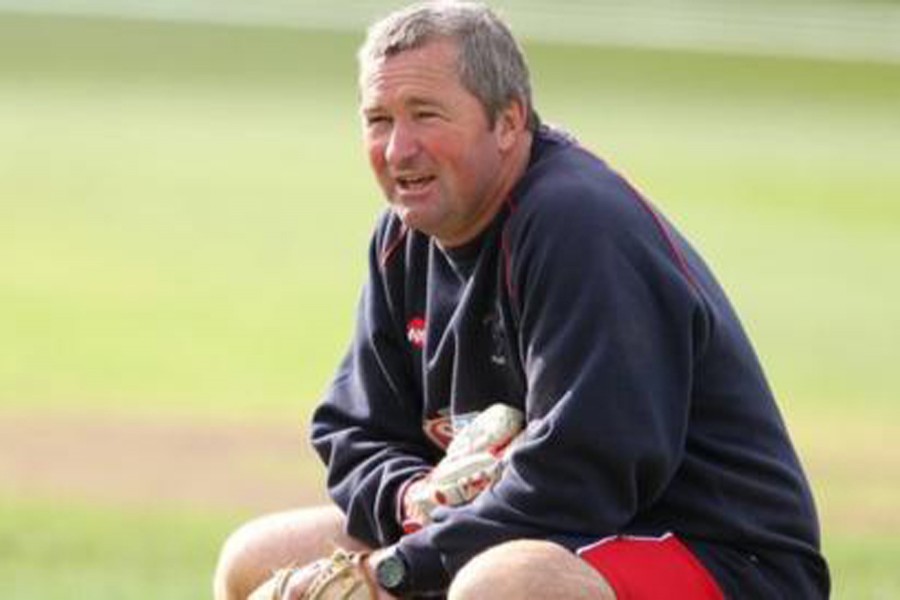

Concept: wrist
[[370, 546, 412, 597], [397, 472, 432, 533]]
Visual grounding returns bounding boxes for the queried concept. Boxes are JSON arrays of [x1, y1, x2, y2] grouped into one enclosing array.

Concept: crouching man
[[215, 2, 830, 598]]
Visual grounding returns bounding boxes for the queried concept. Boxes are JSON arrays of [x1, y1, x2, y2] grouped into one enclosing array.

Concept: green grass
[[1, 15, 376, 415], [0, 497, 897, 600], [2, 13, 898, 418], [0, 495, 240, 599], [1, 12, 899, 598], [827, 535, 900, 599]]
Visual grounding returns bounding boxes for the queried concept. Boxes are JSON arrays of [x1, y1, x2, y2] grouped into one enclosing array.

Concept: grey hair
[[358, 1, 540, 131]]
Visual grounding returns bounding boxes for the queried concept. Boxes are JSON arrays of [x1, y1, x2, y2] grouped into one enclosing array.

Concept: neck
[[503, 130, 534, 198]]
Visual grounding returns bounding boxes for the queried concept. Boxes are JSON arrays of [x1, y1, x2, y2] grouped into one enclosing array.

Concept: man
[[214, 2, 829, 598]]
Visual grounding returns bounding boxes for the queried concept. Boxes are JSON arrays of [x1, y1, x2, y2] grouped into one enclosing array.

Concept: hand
[[402, 404, 525, 531], [403, 450, 504, 531], [248, 549, 395, 600]]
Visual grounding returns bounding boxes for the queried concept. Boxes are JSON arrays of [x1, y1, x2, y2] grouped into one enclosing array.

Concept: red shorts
[[578, 533, 725, 600]]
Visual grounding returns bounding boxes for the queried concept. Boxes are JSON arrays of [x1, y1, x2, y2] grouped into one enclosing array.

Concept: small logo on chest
[[406, 316, 426, 349]]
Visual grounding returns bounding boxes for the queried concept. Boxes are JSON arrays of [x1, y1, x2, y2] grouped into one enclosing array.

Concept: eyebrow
[[361, 95, 445, 114]]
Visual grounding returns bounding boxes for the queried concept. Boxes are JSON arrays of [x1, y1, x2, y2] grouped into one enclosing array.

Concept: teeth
[[398, 175, 432, 188]]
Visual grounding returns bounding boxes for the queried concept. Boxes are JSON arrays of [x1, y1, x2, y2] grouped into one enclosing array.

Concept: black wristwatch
[[374, 547, 412, 596]]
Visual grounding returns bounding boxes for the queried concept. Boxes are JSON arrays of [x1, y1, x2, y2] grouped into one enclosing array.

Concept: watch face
[[376, 554, 407, 591]]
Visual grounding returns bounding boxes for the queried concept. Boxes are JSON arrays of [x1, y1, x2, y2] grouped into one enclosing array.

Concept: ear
[[494, 98, 527, 152]]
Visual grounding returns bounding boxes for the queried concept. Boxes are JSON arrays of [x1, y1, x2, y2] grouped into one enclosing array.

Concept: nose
[[384, 119, 419, 167]]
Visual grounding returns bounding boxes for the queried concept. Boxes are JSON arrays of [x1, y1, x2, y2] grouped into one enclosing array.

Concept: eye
[[364, 114, 392, 128], [414, 110, 441, 121]]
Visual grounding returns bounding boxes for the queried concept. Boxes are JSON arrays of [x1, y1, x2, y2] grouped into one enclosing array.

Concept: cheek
[[452, 144, 497, 190], [366, 143, 399, 199], [420, 136, 465, 179], [366, 142, 388, 177]]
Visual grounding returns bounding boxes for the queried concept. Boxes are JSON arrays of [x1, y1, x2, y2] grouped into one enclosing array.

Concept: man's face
[[360, 40, 511, 247]]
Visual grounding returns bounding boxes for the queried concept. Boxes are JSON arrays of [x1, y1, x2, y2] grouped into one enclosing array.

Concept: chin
[[393, 209, 438, 238]]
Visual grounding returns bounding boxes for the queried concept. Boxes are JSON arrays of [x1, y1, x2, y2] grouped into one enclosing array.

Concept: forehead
[[359, 40, 466, 107]]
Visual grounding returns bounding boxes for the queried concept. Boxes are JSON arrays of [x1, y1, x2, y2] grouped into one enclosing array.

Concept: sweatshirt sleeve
[[397, 162, 710, 591], [310, 218, 436, 548]]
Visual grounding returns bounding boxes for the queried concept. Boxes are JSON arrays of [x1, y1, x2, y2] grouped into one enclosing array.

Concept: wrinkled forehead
[[359, 35, 461, 90], [358, 44, 471, 117]]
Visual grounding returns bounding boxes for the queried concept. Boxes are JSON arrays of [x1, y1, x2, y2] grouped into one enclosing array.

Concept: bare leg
[[448, 539, 616, 600], [213, 505, 370, 600]]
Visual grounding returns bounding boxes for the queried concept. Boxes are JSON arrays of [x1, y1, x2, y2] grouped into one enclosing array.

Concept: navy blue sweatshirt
[[311, 127, 828, 597]]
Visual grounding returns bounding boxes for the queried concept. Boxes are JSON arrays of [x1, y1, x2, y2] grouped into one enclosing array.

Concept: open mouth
[[396, 174, 436, 193]]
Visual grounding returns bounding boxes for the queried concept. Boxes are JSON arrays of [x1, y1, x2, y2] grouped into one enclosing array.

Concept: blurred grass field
[[1, 11, 899, 598]]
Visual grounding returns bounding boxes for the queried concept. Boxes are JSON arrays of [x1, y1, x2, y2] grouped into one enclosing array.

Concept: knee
[[448, 539, 615, 600], [212, 506, 363, 600], [213, 519, 265, 600]]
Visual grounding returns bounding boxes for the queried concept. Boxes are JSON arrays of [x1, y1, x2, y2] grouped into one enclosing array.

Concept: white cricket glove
[[402, 403, 524, 532]]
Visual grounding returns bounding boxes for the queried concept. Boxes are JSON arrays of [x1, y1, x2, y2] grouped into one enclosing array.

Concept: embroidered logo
[[406, 316, 426, 349], [482, 311, 507, 365], [423, 413, 454, 449], [422, 409, 481, 450]]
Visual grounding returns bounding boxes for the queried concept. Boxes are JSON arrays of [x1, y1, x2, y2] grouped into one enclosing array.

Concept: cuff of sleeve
[[397, 529, 451, 595], [395, 471, 429, 531]]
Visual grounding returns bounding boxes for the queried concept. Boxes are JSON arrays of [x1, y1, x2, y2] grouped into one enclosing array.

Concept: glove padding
[[403, 403, 524, 531], [249, 549, 376, 600]]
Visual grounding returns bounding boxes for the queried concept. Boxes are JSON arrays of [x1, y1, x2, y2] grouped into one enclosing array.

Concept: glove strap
[[270, 564, 304, 600], [294, 549, 378, 600]]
